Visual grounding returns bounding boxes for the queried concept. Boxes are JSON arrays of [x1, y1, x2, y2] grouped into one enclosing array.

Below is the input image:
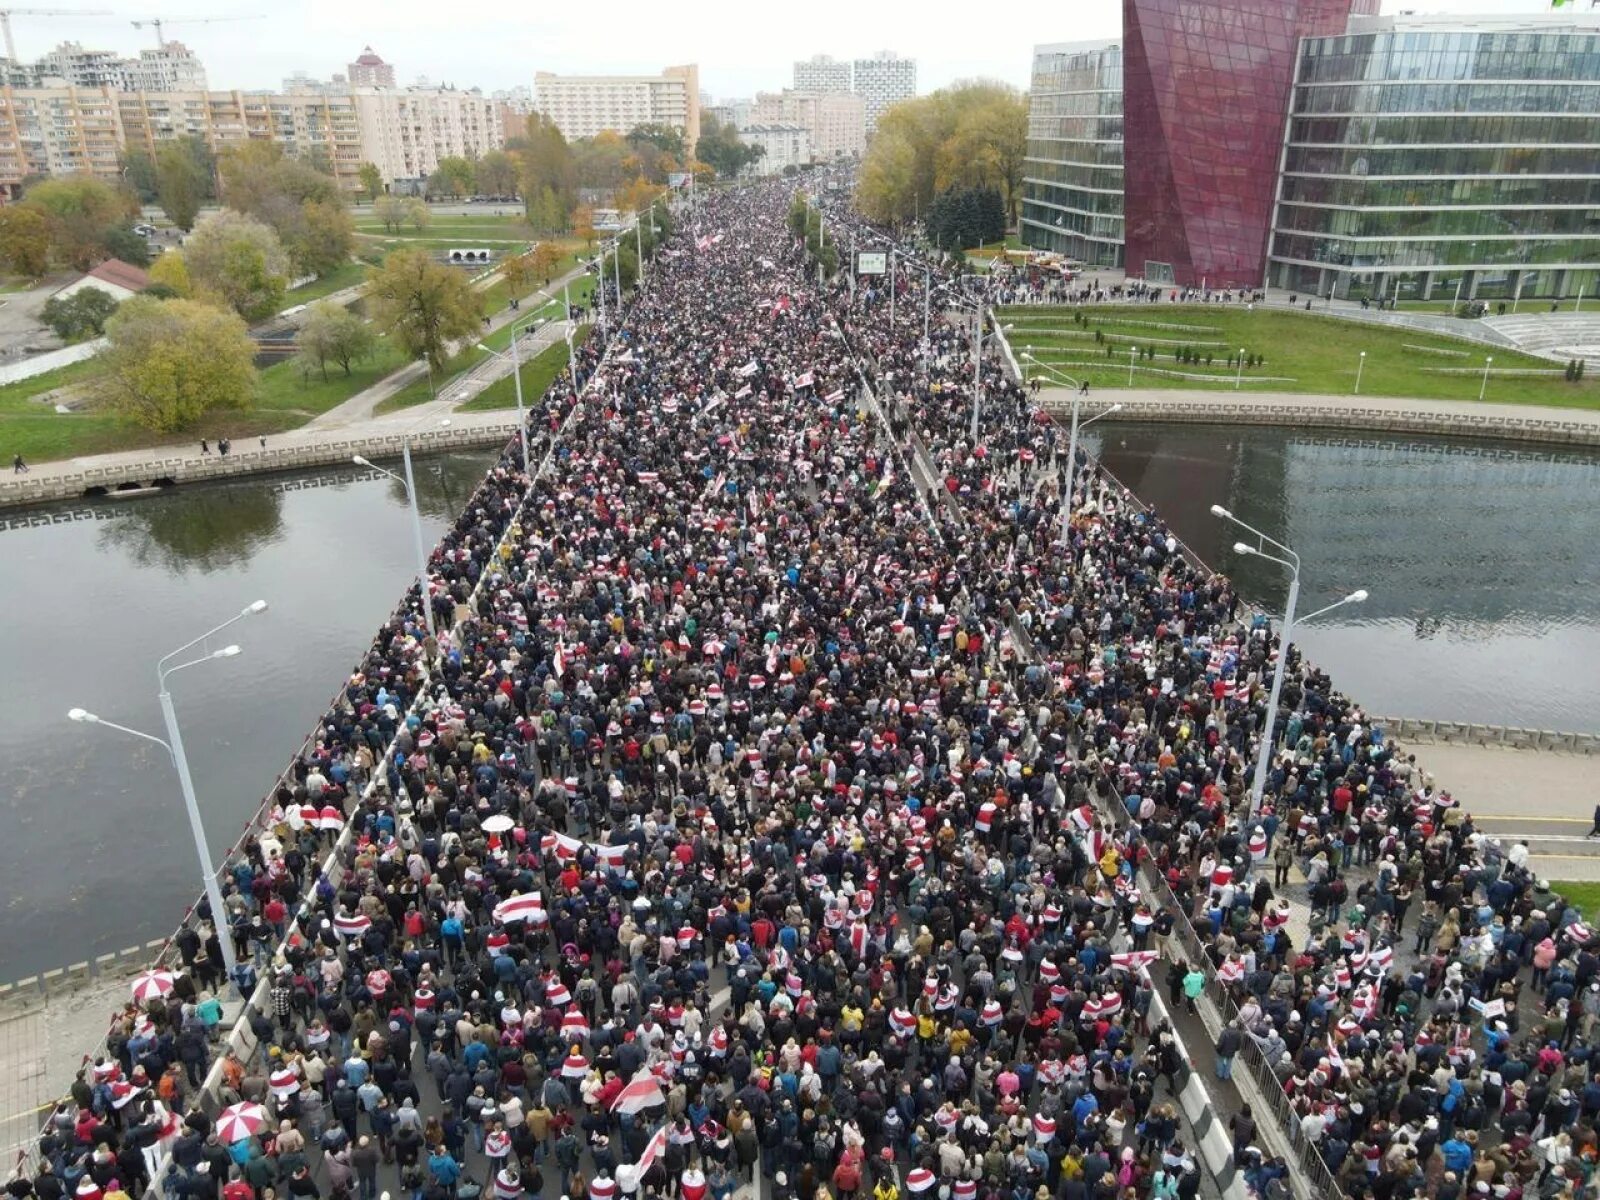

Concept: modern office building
[[1122, 0, 1377, 288], [794, 54, 853, 94], [346, 46, 395, 89], [1267, 11, 1600, 302], [750, 88, 866, 161], [1019, 40, 1125, 267], [852, 50, 916, 133], [533, 64, 700, 151]]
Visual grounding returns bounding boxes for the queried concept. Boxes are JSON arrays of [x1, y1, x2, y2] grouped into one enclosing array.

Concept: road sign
[[857, 252, 887, 275]]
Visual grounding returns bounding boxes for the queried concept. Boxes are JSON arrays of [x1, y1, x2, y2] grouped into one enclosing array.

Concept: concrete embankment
[[0, 412, 519, 509]]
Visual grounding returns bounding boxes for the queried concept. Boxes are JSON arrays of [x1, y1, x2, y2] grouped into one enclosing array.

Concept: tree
[[573, 130, 631, 194], [859, 82, 1027, 225], [627, 123, 684, 161], [20, 176, 138, 270], [926, 185, 1006, 251], [121, 149, 159, 202], [530, 241, 562, 283], [571, 206, 596, 249], [474, 150, 517, 198], [99, 296, 256, 431], [155, 142, 208, 231], [405, 198, 431, 232], [183, 210, 290, 320], [147, 249, 191, 296], [511, 113, 575, 227], [366, 247, 481, 372], [288, 199, 354, 278], [358, 162, 384, 202], [429, 156, 475, 199], [41, 286, 120, 341], [103, 225, 152, 267], [0, 205, 50, 276], [373, 194, 407, 233], [615, 176, 663, 215], [501, 251, 532, 296], [695, 114, 762, 178], [295, 301, 375, 379]]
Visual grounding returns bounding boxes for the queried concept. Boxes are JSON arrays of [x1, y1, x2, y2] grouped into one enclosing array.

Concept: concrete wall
[[1372, 715, 1597, 754], [0, 420, 520, 509], [1041, 396, 1600, 448], [0, 337, 106, 386]]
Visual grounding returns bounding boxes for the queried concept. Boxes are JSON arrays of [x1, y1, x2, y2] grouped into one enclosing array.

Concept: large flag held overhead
[[610, 1074, 667, 1115]]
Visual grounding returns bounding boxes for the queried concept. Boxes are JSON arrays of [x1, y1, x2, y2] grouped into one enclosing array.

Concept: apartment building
[[749, 89, 865, 161], [0, 83, 498, 196], [793, 54, 852, 94], [533, 64, 700, 151], [346, 47, 395, 89], [29, 40, 207, 92], [851, 50, 916, 133], [740, 124, 811, 176]]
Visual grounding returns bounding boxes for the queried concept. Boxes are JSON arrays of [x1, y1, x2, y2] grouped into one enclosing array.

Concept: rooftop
[[83, 258, 150, 293]]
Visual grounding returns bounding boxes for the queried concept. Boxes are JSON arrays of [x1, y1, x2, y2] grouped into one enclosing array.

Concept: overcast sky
[[15, 0, 1575, 98]]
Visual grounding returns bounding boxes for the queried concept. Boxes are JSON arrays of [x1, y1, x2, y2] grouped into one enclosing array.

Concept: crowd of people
[[11, 175, 1600, 1200]]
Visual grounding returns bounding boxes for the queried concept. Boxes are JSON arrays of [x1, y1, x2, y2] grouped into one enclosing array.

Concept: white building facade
[[533, 64, 700, 151], [793, 54, 852, 94], [741, 123, 810, 175], [852, 50, 916, 133]]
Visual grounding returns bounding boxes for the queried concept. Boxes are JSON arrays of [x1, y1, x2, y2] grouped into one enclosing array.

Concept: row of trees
[[857, 81, 1027, 230], [925, 185, 1006, 253], [787, 195, 839, 278]]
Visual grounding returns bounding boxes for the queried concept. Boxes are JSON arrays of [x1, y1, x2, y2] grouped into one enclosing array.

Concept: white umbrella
[[131, 969, 175, 1003], [481, 814, 516, 834]]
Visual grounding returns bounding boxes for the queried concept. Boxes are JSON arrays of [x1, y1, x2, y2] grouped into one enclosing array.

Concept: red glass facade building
[[1122, 0, 1377, 289]]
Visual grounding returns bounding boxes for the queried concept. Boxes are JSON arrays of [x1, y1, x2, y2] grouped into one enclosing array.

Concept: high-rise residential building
[[750, 89, 865, 161], [1020, 41, 1124, 267], [350, 87, 502, 184], [26, 39, 206, 91], [851, 50, 916, 133], [793, 54, 852, 94], [346, 46, 395, 88], [1268, 11, 1600, 303], [706, 97, 753, 130], [1122, 0, 1376, 288], [533, 64, 701, 152], [740, 123, 811, 175], [0, 81, 500, 196]]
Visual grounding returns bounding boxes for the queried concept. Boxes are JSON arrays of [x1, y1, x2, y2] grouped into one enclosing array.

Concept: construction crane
[[130, 13, 263, 49], [0, 8, 114, 63]]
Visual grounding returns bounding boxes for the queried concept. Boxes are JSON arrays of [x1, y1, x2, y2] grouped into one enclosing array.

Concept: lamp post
[[890, 248, 897, 326], [1211, 504, 1368, 817], [68, 600, 269, 992], [923, 265, 930, 346], [1354, 350, 1366, 395], [1480, 355, 1493, 400], [476, 329, 534, 475], [1128, 345, 1136, 386], [1022, 351, 1119, 540], [1235, 347, 1246, 391], [353, 417, 451, 643]]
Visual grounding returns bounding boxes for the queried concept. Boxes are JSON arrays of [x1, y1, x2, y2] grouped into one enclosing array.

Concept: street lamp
[[1235, 347, 1247, 391], [1480, 355, 1493, 400], [1213, 506, 1368, 817], [67, 601, 268, 993], [353, 417, 451, 643], [1355, 350, 1366, 395], [477, 327, 537, 473]]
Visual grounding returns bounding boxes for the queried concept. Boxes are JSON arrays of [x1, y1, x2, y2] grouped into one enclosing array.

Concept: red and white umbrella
[[495, 893, 546, 924], [268, 1068, 300, 1098], [216, 1102, 269, 1143], [333, 913, 371, 937], [131, 970, 175, 1003], [906, 1170, 936, 1194], [561, 1050, 591, 1079], [609, 1074, 667, 1115]]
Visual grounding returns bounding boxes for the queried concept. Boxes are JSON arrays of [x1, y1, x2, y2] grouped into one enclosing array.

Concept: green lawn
[[353, 215, 536, 239], [1005, 304, 1600, 408], [461, 325, 593, 412], [284, 260, 369, 305], [1552, 883, 1600, 922], [255, 335, 410, 416]]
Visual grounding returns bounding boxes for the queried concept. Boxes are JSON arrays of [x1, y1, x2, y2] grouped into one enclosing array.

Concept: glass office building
[[1268, 13, 1600, 301], [1122, 0, 1375, 289], [1019, 41, 1125, 267]]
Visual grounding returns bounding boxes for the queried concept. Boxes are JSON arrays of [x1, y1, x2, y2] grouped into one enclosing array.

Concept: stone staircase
[[1480, 312, 1600, 366]]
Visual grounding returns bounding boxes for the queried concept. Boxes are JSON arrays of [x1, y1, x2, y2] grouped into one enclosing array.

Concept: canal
[[0, 450, 497, 978], [1, 424, 1597, 977], [1088, 422, 1600, 738]]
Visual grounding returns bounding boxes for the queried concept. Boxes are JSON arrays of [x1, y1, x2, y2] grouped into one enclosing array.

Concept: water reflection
[[99, 486, 285, 574], [1085, 423, 1600, 733], [0, 448, 499, 976]]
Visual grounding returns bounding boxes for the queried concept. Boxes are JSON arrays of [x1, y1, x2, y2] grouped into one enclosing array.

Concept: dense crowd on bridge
[[12, 179, 1600, 1200]]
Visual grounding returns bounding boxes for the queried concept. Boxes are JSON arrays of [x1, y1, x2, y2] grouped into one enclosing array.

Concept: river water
[[0, 451, 496, 978], [2, 427, 1598, 976], [1086, 422, 1600, 738]]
